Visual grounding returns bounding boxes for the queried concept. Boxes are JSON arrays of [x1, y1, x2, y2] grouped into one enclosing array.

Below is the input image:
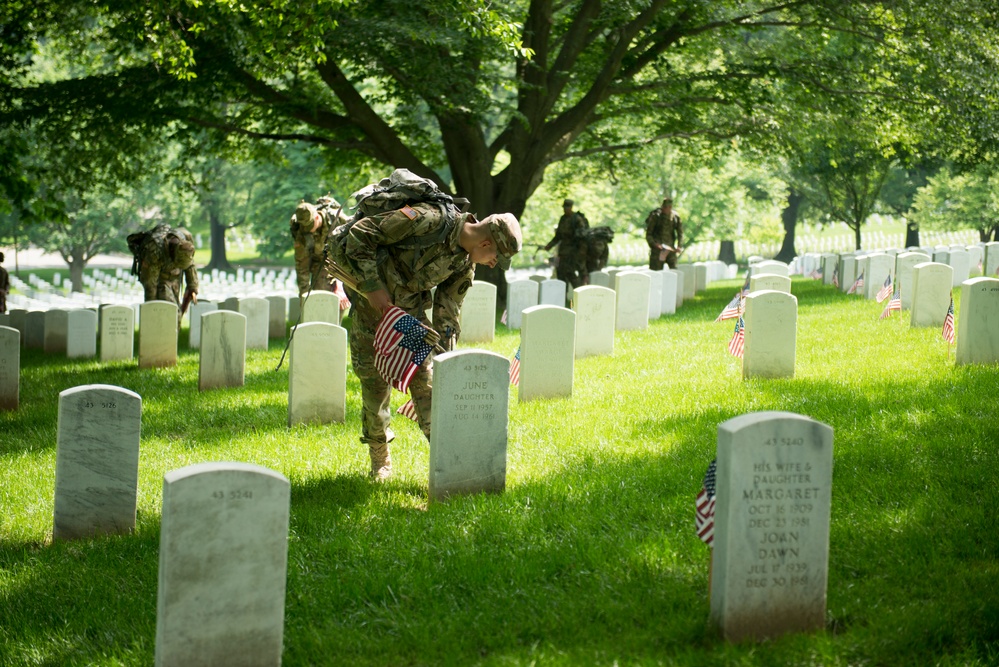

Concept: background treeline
[[1, 1, 997, 289]]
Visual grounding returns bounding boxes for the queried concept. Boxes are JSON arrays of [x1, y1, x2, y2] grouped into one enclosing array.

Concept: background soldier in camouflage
[[645, 197, 683, 270], [543, 199, 589, 289], [330, 203, 522, 479], [290, 196, 346, 296], [0, 252, 9, 314], [137, 224, 199, 323]]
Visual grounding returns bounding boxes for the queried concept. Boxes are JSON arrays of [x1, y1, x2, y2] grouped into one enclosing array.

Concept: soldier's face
[[470, 241, 499, 268]]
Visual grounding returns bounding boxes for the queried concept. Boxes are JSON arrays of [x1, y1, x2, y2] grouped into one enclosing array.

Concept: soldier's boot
[[369, 443, 392, 480]]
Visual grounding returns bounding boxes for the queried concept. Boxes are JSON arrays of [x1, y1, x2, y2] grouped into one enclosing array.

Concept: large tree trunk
[[205, 207, 233, 272], [774, 190, 804, 263], [717, 240, 736, 265], [67, 247, 86, 293], [853, 222, 863, 250], [905, 219, 920, 248]]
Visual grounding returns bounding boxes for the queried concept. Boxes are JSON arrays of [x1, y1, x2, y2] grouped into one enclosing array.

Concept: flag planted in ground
[[942, 296, 955, 344], [396, 399, 418, 422], [880, 285, 902, 320], [715, 292, 743, 322], [696, 459, 717, 547], [509, 346, 521, 386], [374, 306, 436, 393], [847, 271, 865, 295], [727, 316, 745, 358], [876, 274, 893, 303], [500, 309, 508, 325], [832, 265, 839, 288], [809, 266, 823, 280]]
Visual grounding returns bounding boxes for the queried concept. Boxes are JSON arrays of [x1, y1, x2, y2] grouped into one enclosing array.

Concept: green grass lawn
[[2, 278, 998, 666]]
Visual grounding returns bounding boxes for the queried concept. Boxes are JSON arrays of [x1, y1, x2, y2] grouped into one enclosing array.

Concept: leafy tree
[[4, 0, 998, 287], [910, 165, 999, 243]]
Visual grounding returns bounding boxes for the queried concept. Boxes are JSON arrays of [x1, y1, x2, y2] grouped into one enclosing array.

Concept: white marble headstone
[[302, 291, 342, 325], [188, 301, 218, 349], [752, 260, 790, 278], [289, 322, 347, 425], [861, 254, 892, 301], [266, 295, 288, 339], [155, 462, 290, 667], [539, 279, 567, 307], [588, 271, 611, 288], [238, 297, 270, 350], [53, 384, 142, 540], [100, 305, 135, 362], [0, 325, 19, 410], [948, 249, 971, 287], [429, 349, 508, 500], [643, 269, 663, 320], [24, 311, 45, 350], [572, 286, 616, 358], [910, 262, 954, 328], [660, 270, 678, 316], [458, 281, 496, 343], [199, 311, 247, 391], [710, 411, 834, 642], [614, 271, 651, 331], [519, 305, 575, 402], [893, 252, 931, 310], [676, 265, 696, 298], [66, 309, 97, 359], [43, 309, 68, 355], [743, 291, 797, 380], [749, 273, 791, 294], [139, 301, 179, 368], [505, 279, 539, 331], [956, 277, 999, 366]]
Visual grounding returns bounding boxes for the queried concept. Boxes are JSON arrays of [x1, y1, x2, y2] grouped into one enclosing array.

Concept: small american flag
[[727, 316, 745, 358], [715, 292, 743, 322], [809, 266, 823, 280], [880, 285, 901, 320], [500, 309, 508, 325], [396, 399, 418, 422], [374, 306, 435, 393], [333, 280, 351, 310], [832, 266, 839, 288], [942, 296, 955, 344], [876, 274, 893, 303], [741, 272, 751, 296], [847, 271, 865, 295], [696, 459, 717, 547], [509, 346, 521, 386]]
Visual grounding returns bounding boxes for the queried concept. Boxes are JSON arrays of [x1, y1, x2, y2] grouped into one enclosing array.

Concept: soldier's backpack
[[582, 226, 615, 270], [126, 230, 151, 277], [326, 169, 470, 284]]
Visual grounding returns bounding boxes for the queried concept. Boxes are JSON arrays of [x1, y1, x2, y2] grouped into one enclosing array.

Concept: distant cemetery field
[[2, 274, 998, 665]]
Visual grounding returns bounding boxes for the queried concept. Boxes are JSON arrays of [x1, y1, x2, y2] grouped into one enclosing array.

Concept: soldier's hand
[[365, 288, 393, 314]]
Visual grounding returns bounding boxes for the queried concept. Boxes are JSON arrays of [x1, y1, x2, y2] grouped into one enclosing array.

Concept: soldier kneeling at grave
[[326, 171, 522, 479]]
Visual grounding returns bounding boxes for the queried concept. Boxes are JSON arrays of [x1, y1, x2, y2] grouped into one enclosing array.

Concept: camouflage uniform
[[137, 224, 199, 321], [544, 207, 589, 289], [291, 198, 344, 296], [645, 206, 683, 270], [337, 203, 474, 477], [0, 253, 9, 314]]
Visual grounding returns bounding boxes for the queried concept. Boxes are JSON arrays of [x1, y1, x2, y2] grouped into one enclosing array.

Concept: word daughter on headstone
[[710, 411, 834, 642]]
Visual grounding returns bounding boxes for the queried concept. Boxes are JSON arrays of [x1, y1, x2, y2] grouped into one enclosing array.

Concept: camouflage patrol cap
[[295, 202, 318, 227], [482, 213, 522, 270]]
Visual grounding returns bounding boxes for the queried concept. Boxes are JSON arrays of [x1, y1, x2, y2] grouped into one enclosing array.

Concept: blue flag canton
[[394, 315, 434, 367], [703, 459, 717, 498]]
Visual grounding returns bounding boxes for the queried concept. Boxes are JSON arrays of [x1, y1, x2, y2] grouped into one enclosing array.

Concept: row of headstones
[[0, 291, 347, 361], [49, 384, 840, 661]]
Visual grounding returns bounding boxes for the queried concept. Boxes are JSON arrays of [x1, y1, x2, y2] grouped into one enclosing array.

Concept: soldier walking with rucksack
[[326, 169, 522, 479], [646, 197, 683, 270], [129, 224, 199, 324], [542, 199, 589, 289], [0, 252, 9, 314]]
